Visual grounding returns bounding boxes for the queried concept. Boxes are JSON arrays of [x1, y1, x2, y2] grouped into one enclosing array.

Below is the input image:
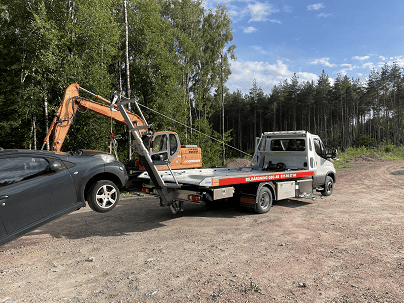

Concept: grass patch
[[120, 191, 133, 198], [334, 145, 404, 170], [244, 281, 262, 294]]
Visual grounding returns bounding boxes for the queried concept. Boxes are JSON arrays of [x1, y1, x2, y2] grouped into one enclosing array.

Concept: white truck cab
[[252, 131, 337, 196]]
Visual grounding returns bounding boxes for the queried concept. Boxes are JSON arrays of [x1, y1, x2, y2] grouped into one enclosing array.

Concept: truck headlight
[[94, 154, 116, 163]]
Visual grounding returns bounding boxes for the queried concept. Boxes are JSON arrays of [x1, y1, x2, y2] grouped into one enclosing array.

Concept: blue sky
[[203, 0, 404, 94]]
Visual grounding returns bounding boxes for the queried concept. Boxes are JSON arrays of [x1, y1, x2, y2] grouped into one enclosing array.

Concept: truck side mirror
[[326, 148, 338, 160], [331, 148, 338, 160]]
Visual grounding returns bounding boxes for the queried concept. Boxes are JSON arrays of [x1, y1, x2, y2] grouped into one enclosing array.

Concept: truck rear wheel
[[321, 176, 334, 196], [255, 187, 273, 214]]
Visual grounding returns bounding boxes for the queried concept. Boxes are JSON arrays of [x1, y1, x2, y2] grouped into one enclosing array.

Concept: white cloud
[[250, 45, 270, 55], [337, 64, 355, 76], [318, 13, 333, 18], [228, 59, 318, 94], [247, 2, 279, 22], [341, 63, 353, 69], [269, 19, 282, 24], [307, 3, 324, 11], [378, 55, 404, 67], [203, 1, 280, 24], [353, 55, 370, 61], [243, 26, 257, 33], [362, 62, 375, 70], [310, 58, 336, 67], [283, 4, 293, 13]]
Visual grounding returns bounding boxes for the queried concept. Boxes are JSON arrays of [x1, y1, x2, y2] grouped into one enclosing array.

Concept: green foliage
[[334, 145, 404, 170], [353, 135, 377, 148], [244, 281, 262, 294], [383, 143, 397, 154]]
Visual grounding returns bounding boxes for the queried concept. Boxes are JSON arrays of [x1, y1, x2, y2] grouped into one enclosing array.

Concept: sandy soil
[[1, 158, 404, 302]]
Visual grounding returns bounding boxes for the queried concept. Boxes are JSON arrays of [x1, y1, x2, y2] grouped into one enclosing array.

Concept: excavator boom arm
[[44, 83, 146, 152]]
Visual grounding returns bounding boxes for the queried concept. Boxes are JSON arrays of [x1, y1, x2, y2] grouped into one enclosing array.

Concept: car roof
[[0, 149, 67, 157]]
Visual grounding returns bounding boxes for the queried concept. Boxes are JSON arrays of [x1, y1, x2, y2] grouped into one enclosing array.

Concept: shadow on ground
[[6, 195, 313, 248]]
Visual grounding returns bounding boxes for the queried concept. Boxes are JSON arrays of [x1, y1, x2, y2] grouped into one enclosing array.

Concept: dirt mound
[[351, 153, 383, 162], [223, 158, 251, 168]]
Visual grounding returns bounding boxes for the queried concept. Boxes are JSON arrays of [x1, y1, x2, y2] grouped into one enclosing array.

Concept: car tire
[[87, 180, 120, 213]]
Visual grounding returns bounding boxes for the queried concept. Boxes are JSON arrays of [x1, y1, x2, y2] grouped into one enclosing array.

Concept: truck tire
[[87, 180, 120, 213], [255, 186, 273, 214], [321, 176, 334, 196]]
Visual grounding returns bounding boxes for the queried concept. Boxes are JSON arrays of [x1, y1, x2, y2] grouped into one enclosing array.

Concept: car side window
[[0, 157, 49, 187]]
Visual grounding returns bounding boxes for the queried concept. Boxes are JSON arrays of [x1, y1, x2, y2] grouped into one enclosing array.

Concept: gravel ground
[[1, 157, 404, 302]]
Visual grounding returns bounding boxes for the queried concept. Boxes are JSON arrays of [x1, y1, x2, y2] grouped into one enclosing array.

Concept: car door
[[0, 155, 77, 235]]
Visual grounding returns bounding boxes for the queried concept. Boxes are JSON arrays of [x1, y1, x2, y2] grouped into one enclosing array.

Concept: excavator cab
[[150, 132, 179, 162]]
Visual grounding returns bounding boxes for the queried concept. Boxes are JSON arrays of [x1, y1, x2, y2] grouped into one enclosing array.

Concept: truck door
[[312, 137, 334, 187]]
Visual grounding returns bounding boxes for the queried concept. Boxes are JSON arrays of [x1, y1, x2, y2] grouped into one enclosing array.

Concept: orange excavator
[[43, 83, 202, 171]]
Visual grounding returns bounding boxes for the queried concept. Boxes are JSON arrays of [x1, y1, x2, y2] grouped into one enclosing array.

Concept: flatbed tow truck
[[111, 93, 337, 215]]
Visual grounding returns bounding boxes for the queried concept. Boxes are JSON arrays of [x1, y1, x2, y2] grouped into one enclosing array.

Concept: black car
[[0, 149, 128, 245]]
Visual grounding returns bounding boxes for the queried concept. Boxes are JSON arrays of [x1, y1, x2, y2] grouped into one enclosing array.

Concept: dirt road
[[1, 158, 404, 302]]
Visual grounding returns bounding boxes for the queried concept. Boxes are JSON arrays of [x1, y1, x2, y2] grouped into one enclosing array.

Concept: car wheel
[[321, 176, 334, 196], [87, 180, 120, 213], [255, 186, 273, 214]]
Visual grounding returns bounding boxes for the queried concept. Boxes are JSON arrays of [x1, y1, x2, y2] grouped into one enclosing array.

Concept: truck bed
[[138, 167, 315, 188]]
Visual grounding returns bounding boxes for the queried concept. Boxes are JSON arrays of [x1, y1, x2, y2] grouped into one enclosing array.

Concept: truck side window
[[0, 157, 48, 187], [169, 134, 178, 156], [313, 138, 325, 157]]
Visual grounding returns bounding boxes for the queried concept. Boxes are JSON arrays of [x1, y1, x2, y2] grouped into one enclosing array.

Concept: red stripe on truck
[[213, 170, 314, 187]]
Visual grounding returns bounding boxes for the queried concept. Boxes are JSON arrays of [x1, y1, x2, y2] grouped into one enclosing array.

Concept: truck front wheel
[[255, 187, 273, 214], [321, 176, 334, 196]]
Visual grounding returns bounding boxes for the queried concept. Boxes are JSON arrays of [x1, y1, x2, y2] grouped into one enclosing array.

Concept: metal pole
[[124, 0, 132, 160], [221, 51, 225, 166]]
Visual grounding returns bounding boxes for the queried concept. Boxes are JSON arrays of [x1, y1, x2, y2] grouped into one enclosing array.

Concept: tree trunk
[[30, 117, 37, 150]]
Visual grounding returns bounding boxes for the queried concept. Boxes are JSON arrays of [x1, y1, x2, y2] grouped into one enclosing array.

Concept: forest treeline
[[0, 0, 234, 167], [1, 0, 404, 167], [218, 64, 404, 156]]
